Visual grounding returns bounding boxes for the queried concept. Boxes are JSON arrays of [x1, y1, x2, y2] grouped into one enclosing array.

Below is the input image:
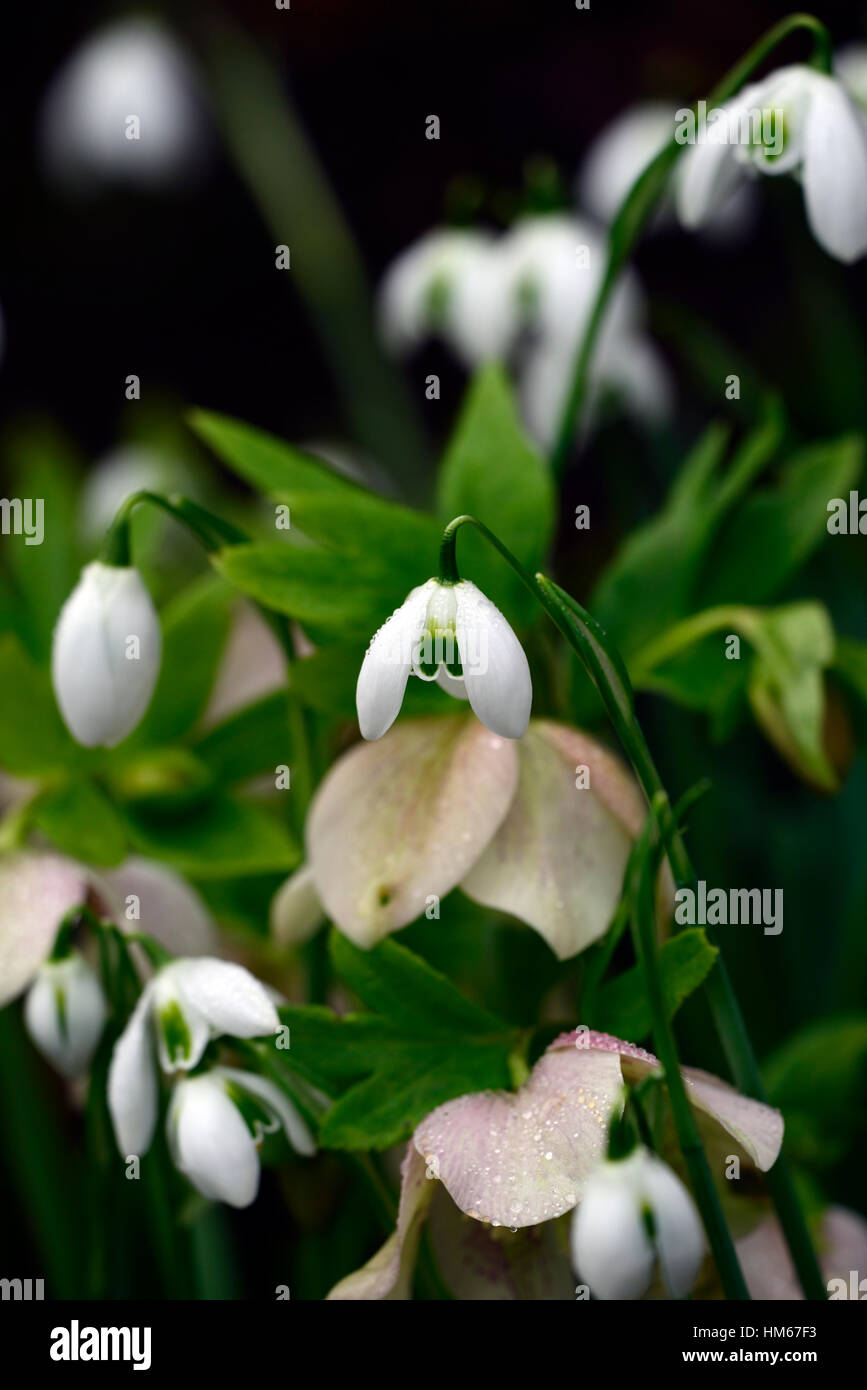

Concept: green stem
[[440, 514, 826, 1298], [549, 12, 833, 473], [629, 808, 750, 1299]]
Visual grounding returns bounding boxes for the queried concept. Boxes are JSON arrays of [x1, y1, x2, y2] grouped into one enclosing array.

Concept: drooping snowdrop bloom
[[52, 561, 162, 747], [327, 1030, 783, 1299], [497, 215, 673, 446], [356, 578, 532, 741], [578, 103, 755, 245], [167, 1067, 315, 1209], [24, 951, 108, 1079], [273, 716, 670, 957], [379, 228, 513, 365], [107, 957, 280, 1157], [571, 1145, 705, 1300], [677, 65, 867, 264], [39, 18, 207, 192]]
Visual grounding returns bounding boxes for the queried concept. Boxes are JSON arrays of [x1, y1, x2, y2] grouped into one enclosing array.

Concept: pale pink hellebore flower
[[327, 1030, 783, 1300], [272, 716, 662, 959]]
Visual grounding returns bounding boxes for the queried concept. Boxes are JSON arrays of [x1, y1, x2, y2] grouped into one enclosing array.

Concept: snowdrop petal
[[107, 984, 158, 1157], [270, 863, 326, 946], [356, 580, 435, 740], [52, 562, 162, 747], [676, 86, 763, 226], [168, 957, 280, 1043], [571, 1155, 656, 1299], [379, 230, 494, 353], [0, 852, 88, 1007], [579, 102, 675, 225], [220, 1067, 316, 1157], [435, 665, 468, 700], [461, 722, 645, 958], [168, 1074, 260, 1208], [455, 581, 531, 739], [802, 74, 867, 262], [413, 1044, 625, 1227], [24, 953, 108, 1078], [642, 1150, 706, 1297], [307, 716, 518, 947]]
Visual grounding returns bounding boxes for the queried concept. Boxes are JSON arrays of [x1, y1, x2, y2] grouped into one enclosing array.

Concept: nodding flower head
[[356, 577, 532, 741]]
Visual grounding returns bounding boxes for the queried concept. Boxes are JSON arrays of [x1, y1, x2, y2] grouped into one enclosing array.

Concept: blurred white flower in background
[[40, 18, 208, 192], [378, 214, 672, 447], [677, 64, 867, 264], [77, 444, 196, 546], [24, 951, 108, 1078], [578, 100, 755, 245]]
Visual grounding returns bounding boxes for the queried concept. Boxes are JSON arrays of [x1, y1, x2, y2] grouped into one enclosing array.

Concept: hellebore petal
[[328, 1146, 434, 1299], [428, 1187, 575, 1299], [413, 1043, 626, 1228], [51, 561, 162, 747], [548, 1030, 784, 1172], [24, 952, 108, 1078], [0, 851, 88, 1007], [168, 1073, 261, 1208], [802, 73, 867, 262], [307, 716, 519, 948], [107, 984, 159, 1157], [461, 721, 647, 959], [356, 580, 435, 740], [454, 581, 532, 739], [270, 863, 326, 946], [571, 1147, 704, 1300], [219, 1067, 317, 1157], [166, 957, 280, 1045], [93, 856, 217, 957]]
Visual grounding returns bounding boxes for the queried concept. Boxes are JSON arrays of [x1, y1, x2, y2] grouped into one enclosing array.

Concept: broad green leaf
[[189, 410, 361, 500], [1, 425, 82, 661], [437, 365, 554, 623], [697, 436, 864, 607], [193, 691, 293, 783], [593, 929, 718, 1041], [31, 779, 127, 866], [0, 635, 92, 776], [213, 543, 397, 635], [270, 490, 440, 574], [274, 930, 520, 1150], [124, 794, 300, 878], [132, 574, 233, 746], [764, 1015, 867, 1168]]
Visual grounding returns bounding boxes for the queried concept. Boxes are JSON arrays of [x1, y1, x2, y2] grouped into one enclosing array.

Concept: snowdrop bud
[[571, 1146, 705, 1300], [24, 951, 108, 1078], [167, 1067, 315, 1208], [52, 561, 162, 747], [356, 577, 531, 741]]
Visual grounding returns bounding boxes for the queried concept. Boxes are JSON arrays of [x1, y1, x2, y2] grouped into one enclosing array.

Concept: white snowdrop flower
[[52, 561, 162, 748], [379, 228, 514, 363], [167, 1067, 315, 1209], [835, 43, 867, 112], [677, 65, 867, 264], [579, 102, 676, 225], [107, 958, 280, 1158], [24, 951, 108, 1079], [356, 577, 531, 741], [40, 18, 206, 192], [571, 1146, 705, 1300]]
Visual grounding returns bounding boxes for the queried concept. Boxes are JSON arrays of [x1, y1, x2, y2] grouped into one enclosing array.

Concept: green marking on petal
[[158, 998, 193, 1066]]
